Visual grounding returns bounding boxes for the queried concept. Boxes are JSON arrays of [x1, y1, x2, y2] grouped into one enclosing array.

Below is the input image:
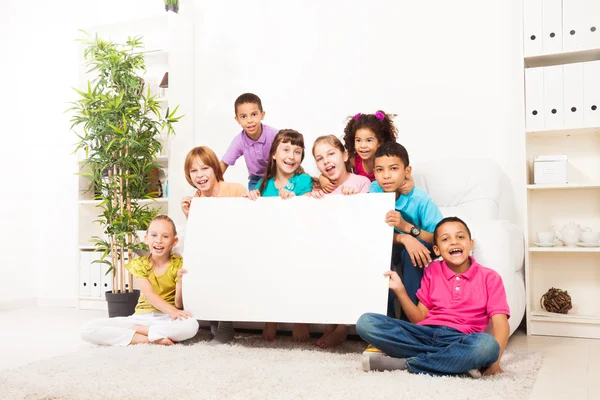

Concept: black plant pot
[[105, 290, 140, 318], [165, 4, 179, 13]]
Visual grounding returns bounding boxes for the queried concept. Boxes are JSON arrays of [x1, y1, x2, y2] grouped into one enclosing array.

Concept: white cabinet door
[[563, 0, 586, 51], [563, 63, 584, 127], [79, 252, 91, 297], [583, 60, 600, 126], [524, 0, 544, 56], [583, 0, 600, 49], [543, 65, 564, 129], [543, 0, 563, 54], [525, 67, 545, 130]]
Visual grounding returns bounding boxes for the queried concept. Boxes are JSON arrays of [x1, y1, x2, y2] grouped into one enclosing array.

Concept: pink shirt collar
[[440, 256, 480, 281]]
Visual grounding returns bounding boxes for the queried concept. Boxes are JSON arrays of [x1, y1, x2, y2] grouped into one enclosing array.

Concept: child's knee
[[474, 334, 500, 364], [356, 313, 380, 338], [180, 318, 200, 339]]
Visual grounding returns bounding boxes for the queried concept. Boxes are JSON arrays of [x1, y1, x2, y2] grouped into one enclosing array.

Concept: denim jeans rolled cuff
[[356, 313, 500, 376], [248, 175, 261, 191]]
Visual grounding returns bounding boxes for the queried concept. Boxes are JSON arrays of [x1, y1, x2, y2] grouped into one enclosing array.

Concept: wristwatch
[[409, 225, 421, 237]]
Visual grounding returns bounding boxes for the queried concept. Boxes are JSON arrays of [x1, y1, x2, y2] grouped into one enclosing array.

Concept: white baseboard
[[36, 297, 77, 308], [0, 297, 37, 311]]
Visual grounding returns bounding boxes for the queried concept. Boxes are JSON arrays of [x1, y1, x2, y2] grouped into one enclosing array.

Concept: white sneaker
[[467, 368, 482, 379]]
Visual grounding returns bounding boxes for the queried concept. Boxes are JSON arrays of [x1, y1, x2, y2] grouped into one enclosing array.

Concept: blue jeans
[[356, 313, 499, 376], [388, 239, 433, 320], [248, 175, 261, 191]]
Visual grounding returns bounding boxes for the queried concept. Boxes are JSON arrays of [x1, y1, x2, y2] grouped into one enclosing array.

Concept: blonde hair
[[147, 215, 177, 236], [312, 135, 351, 172], [184, 146, 224, 188]]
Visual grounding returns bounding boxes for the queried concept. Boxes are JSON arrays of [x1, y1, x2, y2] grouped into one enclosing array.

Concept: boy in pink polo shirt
[[220, 93, 279, 191], [356, 217, 510, 377]]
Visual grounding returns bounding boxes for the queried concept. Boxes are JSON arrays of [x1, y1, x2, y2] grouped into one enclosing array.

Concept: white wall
[[0, 0, 526, 305], [192, 0, 526, 226], [0, 0, 168, 305]]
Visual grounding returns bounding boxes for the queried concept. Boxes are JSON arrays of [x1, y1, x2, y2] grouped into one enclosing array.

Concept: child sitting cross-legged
[[80, 215, 199, 346], [356, 217, 510, 377]]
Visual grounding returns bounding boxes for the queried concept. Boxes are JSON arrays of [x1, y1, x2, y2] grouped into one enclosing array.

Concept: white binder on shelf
[[583, 60, 600, 126], [89, 253, 102, 298], [92, 252, 111, 298], [79, 251, 91, 297], [525, 67, 545, 131], [524, 0, 544, 56], [562, 0, 586, 52], [543, 65, 564, 129], [563, 62, 584, 127], [542, 0, 563, 54], [583, 0, 600, 49]]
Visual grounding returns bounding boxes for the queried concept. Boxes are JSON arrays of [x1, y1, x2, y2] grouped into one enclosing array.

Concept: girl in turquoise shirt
[[245, 129, 313, 200], [244, 129, 313, 342]]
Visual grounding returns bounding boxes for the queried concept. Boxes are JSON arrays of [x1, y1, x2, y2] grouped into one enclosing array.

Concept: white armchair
[[412, 157, 526, 335]]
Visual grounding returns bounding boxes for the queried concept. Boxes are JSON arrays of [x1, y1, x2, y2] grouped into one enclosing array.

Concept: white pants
[[80, 313, 199, 347]]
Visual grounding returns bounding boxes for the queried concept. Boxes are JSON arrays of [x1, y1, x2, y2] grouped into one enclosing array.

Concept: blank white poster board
[[183, 194, 395, 324]]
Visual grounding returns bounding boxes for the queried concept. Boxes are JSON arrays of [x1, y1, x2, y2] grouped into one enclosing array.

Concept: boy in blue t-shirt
[[370, 142, 443, 318]]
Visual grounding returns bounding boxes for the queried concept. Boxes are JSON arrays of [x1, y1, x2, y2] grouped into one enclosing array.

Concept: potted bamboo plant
[[70, 33, 181, 317], [165, 0, 179, 13]]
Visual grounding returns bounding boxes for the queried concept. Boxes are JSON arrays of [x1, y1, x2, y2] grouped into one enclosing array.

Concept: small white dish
[[534, 241, 560, 247], [576, 242, 600, 248]]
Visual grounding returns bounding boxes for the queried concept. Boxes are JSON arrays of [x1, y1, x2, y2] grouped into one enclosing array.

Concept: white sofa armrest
[[466, 219, 526, 336]]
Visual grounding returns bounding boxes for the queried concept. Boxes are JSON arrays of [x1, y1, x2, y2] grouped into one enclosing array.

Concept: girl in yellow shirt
[[80, 216, 199, 346]]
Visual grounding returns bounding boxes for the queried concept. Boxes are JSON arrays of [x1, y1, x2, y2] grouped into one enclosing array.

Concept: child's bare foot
[[315, 324, 335, 347], [292, 323, 310, 342], [263, 322, 278, 341], [318, 324, 348, 349], [134, 324, 149, 336], [130, 333, 150, 345], [152, 338, 174, 346]]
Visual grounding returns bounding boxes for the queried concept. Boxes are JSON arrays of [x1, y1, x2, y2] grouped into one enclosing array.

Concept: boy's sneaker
[[467, 368, 482, 379], [362, 344, 385, 356], [362, 352, 407, 372]]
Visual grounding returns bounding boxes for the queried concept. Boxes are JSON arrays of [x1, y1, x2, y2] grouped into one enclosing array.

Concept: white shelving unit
[[525, 124, 600, 339], [523, 1, 600, 339], [76, 14, 173, 311]]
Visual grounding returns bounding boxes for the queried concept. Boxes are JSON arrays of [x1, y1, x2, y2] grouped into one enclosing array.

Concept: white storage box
[[533, 154, 568, 184]]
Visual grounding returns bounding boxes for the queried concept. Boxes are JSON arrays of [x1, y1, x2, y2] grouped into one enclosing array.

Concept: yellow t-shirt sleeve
[[126, 257, 152, 278], [169, 254, 183, 283]]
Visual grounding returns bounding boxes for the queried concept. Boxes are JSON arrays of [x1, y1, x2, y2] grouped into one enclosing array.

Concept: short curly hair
[[342, 110, 398, 157], [234, 93, 263, 115]]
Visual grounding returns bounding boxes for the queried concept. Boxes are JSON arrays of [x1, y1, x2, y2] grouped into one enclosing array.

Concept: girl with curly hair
[[318, 111, 413, 193]]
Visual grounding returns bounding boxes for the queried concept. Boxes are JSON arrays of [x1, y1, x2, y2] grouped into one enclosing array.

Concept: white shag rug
[[1, 331, 542, 400]]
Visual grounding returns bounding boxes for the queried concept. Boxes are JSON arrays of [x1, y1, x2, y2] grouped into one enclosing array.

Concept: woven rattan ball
[[540, 287, 572, 314]]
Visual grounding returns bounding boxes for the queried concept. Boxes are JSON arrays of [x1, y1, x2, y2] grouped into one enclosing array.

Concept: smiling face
[[145, 219, 178, 260], [373, 155, 411, 193], [354, 128, 380, 160], [433, 221, 474, 270], [313, 141, 349, 182], [273, 141, 303, 176], [235, 102, 265, 138], [189, 156, 217, 193]]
